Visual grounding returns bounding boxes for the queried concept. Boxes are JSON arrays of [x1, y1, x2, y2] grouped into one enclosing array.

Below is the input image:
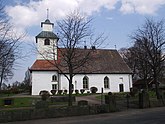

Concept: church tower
[[35, 19, 59, 60]]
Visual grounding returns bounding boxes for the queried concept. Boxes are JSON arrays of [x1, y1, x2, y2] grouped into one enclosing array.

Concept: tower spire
[[114, 45, 117, 49], [47, 8, 49, 19]]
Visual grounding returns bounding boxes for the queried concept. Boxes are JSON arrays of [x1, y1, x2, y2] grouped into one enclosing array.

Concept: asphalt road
[[4, 107, 165, 124]]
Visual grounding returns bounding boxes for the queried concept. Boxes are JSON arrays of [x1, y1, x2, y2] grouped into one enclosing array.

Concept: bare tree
[[120, 46, 150, 90], [24, 69, 31, 85], [119, 47, 138, 79], [130, 18, 165, 98], [39, 11, 105, 106], [22, 69, 31, 92], [0, 1, 24, 90], [56, 12, 105, 106], [0, 46, 14, 87]]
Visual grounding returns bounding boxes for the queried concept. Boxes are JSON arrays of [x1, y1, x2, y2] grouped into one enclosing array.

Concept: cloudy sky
[[4, 0, 165, 83]]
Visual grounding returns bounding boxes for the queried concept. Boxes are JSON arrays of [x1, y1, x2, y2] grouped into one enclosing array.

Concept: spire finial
[[47, 8, 49, 19], [115, 45, 117, 49], [84, 40, 86, 46]]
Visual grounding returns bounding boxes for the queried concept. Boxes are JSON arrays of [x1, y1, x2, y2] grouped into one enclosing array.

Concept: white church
[[30, 19, 133, 95]]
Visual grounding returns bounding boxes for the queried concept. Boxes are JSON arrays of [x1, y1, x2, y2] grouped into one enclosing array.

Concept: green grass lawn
[[0, 97, 40, 108], [0, 96, 74, 109], [0, 93, 96, 109]]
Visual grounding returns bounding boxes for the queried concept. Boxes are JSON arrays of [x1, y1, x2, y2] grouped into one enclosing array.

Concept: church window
[[52, 75, 57, 82], [44, 38, 50, 45], [52, 84, 57, 90], [83, 76, 89, 89], [104, 76, 109, 88], [119, 84, 124, 92]]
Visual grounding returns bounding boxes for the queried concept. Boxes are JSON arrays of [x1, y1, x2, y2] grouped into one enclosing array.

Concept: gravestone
[[78, 100, 88, 106], [4, 98, 14, 106], [105, 92, 117, 111], [139, 90, 150, 108]]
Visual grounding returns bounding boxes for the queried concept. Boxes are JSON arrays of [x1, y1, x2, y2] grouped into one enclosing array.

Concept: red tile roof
[[30, 60, 58, 71], [30, 48, 132, 74]]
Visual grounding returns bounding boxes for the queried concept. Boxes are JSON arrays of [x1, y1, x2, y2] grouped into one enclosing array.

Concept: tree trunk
[[155, 82, 160, 99], [0, 77, 3, 90], [68, 77, 73, 106], [0, 80, 2, 90], [144, 77, 148, 91], [0, 70, 4, 90], [154, 72, 160, 99]]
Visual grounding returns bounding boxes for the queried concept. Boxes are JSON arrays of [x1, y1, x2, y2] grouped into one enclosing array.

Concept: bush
[[63, 90, 67, 95], [39, 90, 50, 101], [80, 89, 85, 94], [11, 88, 22, 94], [108, 92, 112, 95], [57, 90, 63, 95], [129, 87, 138, 97], [50, 90, 57, 95], [90, 87, 98, 93], [0, 89, 22, 95], [0, 90, 12, 94], [148, 90, 156, 98], [75, 89, 79, 94]]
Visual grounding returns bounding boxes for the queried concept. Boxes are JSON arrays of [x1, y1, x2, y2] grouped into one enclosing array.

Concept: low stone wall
[[0, 104, 112, 123], [1, 96, 164, 123], [149, 99, 165, 107]]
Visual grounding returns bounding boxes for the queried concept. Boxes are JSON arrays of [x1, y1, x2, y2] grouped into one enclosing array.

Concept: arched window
[[104, 76, 109, 88], [83, 76, 89, 89], [44, 38, 50, 45], [52, 75, 57, 82]]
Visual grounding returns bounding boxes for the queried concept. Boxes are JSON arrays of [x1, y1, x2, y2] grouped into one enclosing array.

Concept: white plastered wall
[[59, 73, 132, 93], [42, 24, 53, 31], [36, 38, 57, 60], [31, 71, 132, 95], [31, 71, 58, 95]]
